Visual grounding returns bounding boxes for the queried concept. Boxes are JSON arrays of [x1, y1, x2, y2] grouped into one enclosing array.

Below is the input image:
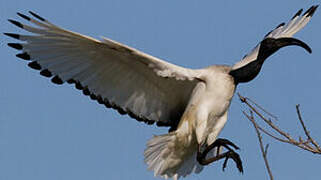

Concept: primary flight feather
[[5, 5, 318, 180]]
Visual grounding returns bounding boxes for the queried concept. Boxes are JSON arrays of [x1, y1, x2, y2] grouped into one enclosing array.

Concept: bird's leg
[[197, 138, 243, 173]]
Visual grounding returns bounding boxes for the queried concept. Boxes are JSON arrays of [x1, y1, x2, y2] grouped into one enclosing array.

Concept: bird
[[5, 5, 318, 180]]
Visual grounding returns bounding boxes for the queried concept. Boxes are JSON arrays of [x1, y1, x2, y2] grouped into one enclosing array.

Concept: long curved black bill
[[275, 37, 312, 54], [230, 37, 312, 84]]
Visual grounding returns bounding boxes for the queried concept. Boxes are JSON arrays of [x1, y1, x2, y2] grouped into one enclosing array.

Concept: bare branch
[[238, 93, 292, 140], [246, 97, 278, 121], [264, 144, 269, 156], [242, 111, 289, 143], [238, 93, 321, 180], [296, 105, 321, 152], [238, 93, 321, 154], [247, 110, 274, 180]]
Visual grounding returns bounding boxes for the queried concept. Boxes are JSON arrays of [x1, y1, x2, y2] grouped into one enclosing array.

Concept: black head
[[230, 37, 312, 84]]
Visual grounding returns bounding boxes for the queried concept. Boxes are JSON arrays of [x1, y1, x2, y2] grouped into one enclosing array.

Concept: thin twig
[[248, 110, 274, 180], [238, 93, 321, 180], [238, 93, 292, 140], [246, 97, 278, 121], [243, 111, 289, 143], [264, 144, 269, 157], [296, 105, 321, 152], [239, 93, 321, 154]]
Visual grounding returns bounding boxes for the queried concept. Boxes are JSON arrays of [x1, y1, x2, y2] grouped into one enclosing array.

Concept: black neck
[[229, 37, 311, 84], [229, 59, 263, 84]]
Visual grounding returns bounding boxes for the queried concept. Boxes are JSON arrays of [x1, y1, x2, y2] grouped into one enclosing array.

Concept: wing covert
[[6, 11, 203, 129]]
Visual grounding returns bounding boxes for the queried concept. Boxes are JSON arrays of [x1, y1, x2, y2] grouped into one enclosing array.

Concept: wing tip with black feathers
[[29, 11, 46, 21], [4, 33, 20, 40], [6, 10, 182, 131], [8, 19, 23, 29], [17, 12, 31, 21], [16, 52, 31, 60], [291, 9, 303, 20], [66, 78, 157, 125], [28, 61, 42, 70], [304, 5, 319, 17], [8, 43, 23, 50]]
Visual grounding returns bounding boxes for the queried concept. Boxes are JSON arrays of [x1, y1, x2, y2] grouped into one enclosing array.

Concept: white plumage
[[5, 5, 318, 180]]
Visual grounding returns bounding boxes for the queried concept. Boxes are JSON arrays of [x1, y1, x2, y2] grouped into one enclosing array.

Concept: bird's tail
[[144, 133, 203, 180]]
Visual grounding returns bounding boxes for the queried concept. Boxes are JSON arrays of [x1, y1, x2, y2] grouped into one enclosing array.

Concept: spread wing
[[232, 5, 318, 70], [5, 11, 203, 129]]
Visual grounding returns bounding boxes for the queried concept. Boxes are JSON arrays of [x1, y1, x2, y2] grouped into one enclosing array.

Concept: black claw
[[215, 138, 240, 150], [222, 154, 229, 172], [291, 9, 303, 20], [29, 11, 45, 21], [4, 33, 20, 40], [8, 19, 23, 28], [40, 69, 52, 77], [197, 139, 243, 173], [51, 75, 64, 85], [17, 12, 31, 21], [232, 152, 243, 173], [8, 43, 23, 50], [28, 61, 41, 70], [222, 151, 243, 173], [16, 52, 31, 60]]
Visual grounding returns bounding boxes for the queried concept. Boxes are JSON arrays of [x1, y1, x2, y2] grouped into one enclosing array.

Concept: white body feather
[[145, 66, 235, 179]]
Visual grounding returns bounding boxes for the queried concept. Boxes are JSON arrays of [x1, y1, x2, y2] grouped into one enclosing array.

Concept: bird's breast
[[204, 70, 236, 115], [189, 70, 236, 144]]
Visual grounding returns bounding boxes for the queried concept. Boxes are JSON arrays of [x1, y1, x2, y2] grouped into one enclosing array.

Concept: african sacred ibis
[[5, 5, 318, 180]]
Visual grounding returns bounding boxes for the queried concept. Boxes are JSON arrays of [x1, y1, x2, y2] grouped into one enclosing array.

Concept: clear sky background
[[1, 1, 321, 180]]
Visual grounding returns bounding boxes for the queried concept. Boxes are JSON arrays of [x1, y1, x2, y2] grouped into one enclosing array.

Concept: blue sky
[[1, 0, 321, 180]]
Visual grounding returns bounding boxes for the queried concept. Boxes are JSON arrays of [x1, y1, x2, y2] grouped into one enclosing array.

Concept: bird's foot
[[221, 149, 243, 173], [197, 138, 243, 173]]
